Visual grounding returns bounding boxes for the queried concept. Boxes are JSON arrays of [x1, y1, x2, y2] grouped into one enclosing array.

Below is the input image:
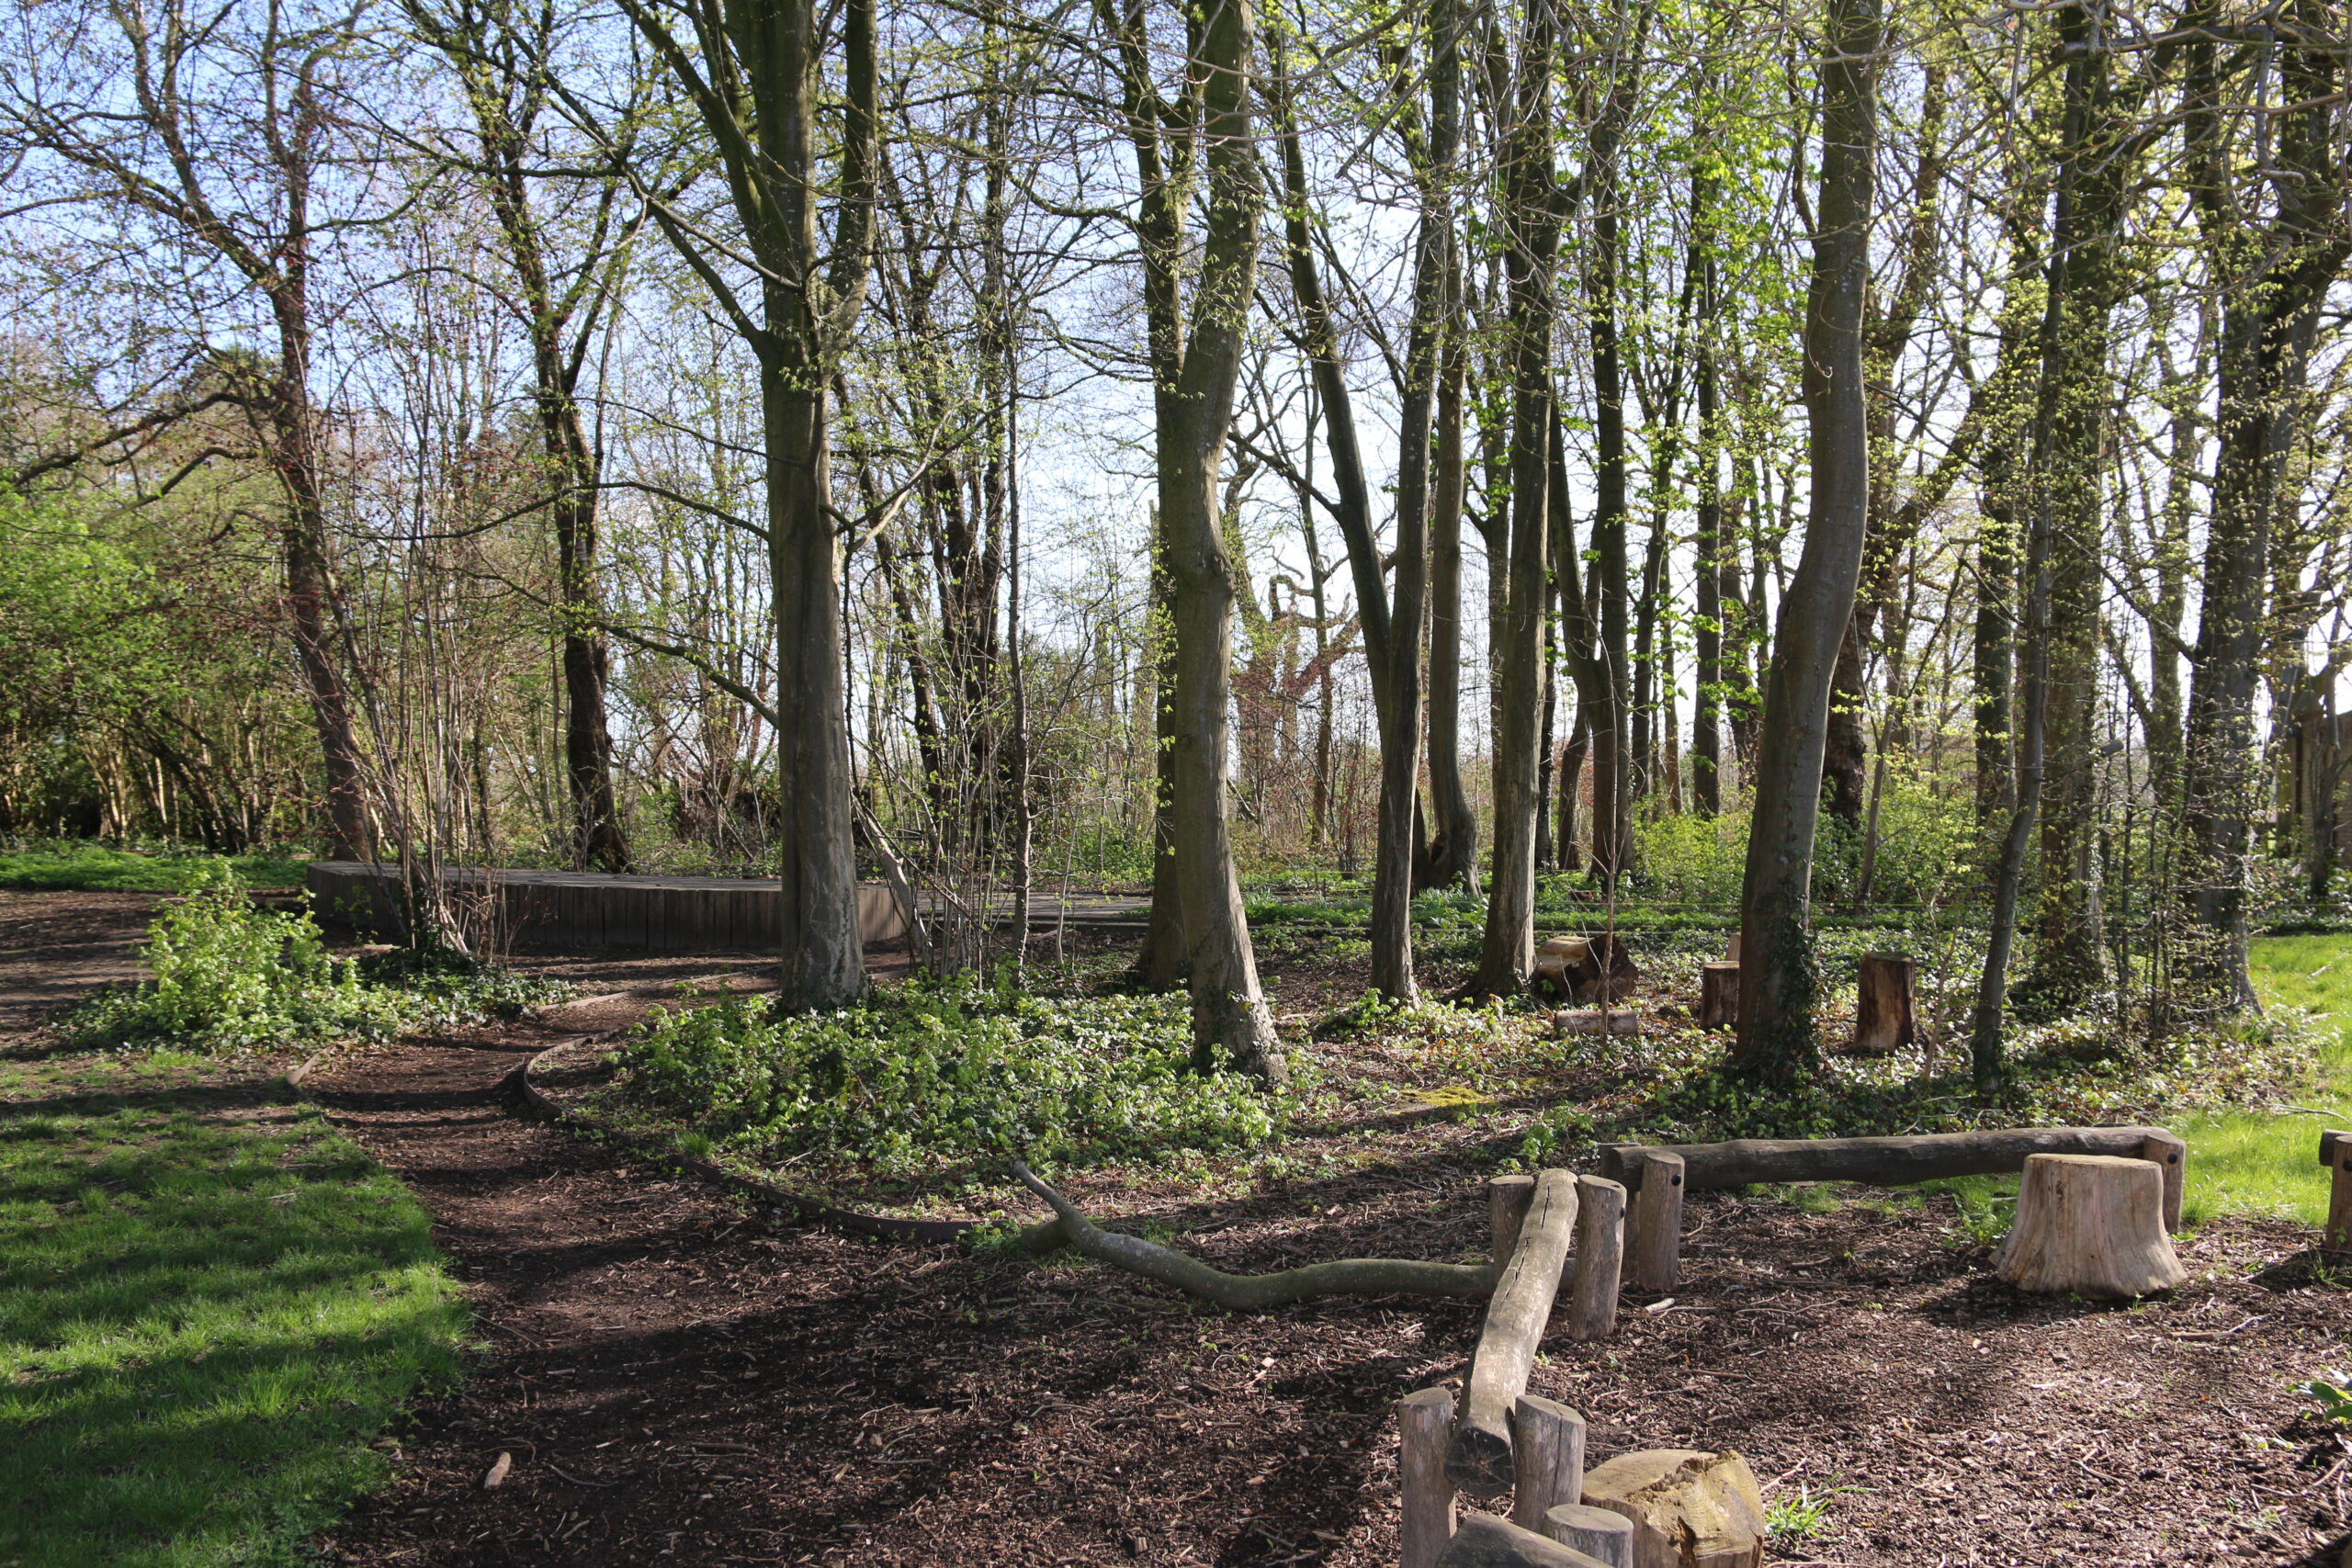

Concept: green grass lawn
[[2173, 934, 2352, 1227], [0, 844, 310, 893], [0, 1049, 467, 1568]]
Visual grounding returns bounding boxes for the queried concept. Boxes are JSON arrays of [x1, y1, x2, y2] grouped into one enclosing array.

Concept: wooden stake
[[1541, 1504, 1634, 1568], [1397, 1387, 1457, 1568], [1509, 1394, 1587, 1531], [1623, 1149, 1684, 1292], [1698, 963, 1739, 1031], [2322, 1131, 2352, 1251], [1852, 953, 1917, 1054], [1448, 1170, 1579, 1497], [1725, 932, 1741, 964], [1490, 1174, 1537, 1269], [1567, 1175, 1624, 1340], [2139, 1129, 2186, 1233]]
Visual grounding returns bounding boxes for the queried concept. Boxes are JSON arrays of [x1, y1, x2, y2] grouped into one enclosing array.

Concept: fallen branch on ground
[[1012, 1162, 1496, 1311]]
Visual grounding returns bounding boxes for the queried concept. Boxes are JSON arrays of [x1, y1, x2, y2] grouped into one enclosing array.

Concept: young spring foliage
[[64, 862, 563, 1053], [616, 980, 1295, 1178]]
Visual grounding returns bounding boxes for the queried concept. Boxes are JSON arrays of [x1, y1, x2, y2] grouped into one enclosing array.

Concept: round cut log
[[1995, 1154, 2187, 1299], [1578, 1449, 1763, 1568]]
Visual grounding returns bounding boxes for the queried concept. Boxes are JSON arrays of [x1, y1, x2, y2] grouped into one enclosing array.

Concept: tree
[[1730, 0, 1880, 1084], [1103, 0, 1282, 1078], [406, 0, 645, 873], [611, 0, 879, 1010], [3, 0, 379, 857]]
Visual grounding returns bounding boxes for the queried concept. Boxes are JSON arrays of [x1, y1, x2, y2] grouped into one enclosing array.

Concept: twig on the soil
[[1009, 1162, 1495, 1311]]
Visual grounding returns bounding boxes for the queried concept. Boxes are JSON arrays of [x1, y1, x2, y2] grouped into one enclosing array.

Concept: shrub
[[63, 860, 563, 1052], [614, 980, 1293, 1179]]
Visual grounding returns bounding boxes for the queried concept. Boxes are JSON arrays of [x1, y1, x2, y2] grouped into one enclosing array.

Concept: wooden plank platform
[[305, 862, 907, 955]]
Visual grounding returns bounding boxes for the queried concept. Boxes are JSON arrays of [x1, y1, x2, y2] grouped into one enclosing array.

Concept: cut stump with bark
[[1851, 953, 1917, 1054], [1698, 964, 1739, 1031], [1533, 934, 1640, 1003], [1994, 1154, 2187, 1299], [1579, 1450, 1765, 1568]]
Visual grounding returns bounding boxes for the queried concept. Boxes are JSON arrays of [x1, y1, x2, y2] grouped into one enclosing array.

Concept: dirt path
[[0, 889, 155, 1030], [8, 893, 2351, 1566], [302, 987, 1455, 1568]]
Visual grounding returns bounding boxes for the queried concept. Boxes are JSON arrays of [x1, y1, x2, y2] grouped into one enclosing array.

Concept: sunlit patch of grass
[[0, 843, 309, 892], [2170, 936, 2352, 1228], [0, 1051, 466, 1567]]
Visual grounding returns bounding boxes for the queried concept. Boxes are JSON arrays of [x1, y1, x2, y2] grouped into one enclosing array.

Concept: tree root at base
[[1012, 1162, 1496, 1311]]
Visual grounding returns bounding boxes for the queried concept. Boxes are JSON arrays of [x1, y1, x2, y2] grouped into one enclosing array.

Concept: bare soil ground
[[3, 893, 2347, 1567]]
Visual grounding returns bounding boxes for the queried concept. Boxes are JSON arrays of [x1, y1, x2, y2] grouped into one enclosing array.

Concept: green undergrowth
[[63, 861, 566, 1055], [0, 841, 309, 892], [0, 1049, 467, 1568], [611, 977, 1300, 1190]]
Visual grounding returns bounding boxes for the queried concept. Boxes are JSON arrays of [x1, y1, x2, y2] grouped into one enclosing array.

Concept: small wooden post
[[1725, 932, 1741, 964], [2139, 1129, 2186, 1233], [1509, 1395, 1587, 1532], [1623, 1149, 1684, 1292], [1698, 964, 1739, 1031], [1397, 1387, 1457, 1568], [1853, 953, 1917, 1054], [1489, 1174, 1537, 1269], [2322, 1132, 2352, 1251], [1542, 1504, 1634, 1568], [1567, 1175, 1624, 1340]]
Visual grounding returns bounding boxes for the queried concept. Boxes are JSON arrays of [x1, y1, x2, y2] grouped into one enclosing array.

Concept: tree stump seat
[[1996, 1153, 2186, 1299]]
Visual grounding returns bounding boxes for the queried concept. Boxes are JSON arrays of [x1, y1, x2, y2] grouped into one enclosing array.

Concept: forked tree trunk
[[1731, 0, 1880, 1084]]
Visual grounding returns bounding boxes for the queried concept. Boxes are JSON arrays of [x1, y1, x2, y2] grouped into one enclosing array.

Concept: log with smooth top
[[1994, 1154, 2188, 1299], [1542, 1504, 1634, 1568], [1491, 1174, 1538, 1269], [1510, 1394, 1587, 1531], [1567, 1175, 1625, 1340], [1555, 1009, 1641, 1037], [1397, 1386, 1458, 1568], [1623, 1149, 1683, 1292], [1447, 1169, 1579, 1497]]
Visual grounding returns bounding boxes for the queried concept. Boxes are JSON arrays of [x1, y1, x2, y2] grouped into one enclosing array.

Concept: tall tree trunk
[[2177, 0, 2349, 1007], [1690, 154, 1724, 817], [1114, 0, 1280, 1077], [1465, 0, 1559, 998], [624, 0, 879, 1010], [1423, 341, 1478, 891], [1730, 0, 1880, 1084]]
